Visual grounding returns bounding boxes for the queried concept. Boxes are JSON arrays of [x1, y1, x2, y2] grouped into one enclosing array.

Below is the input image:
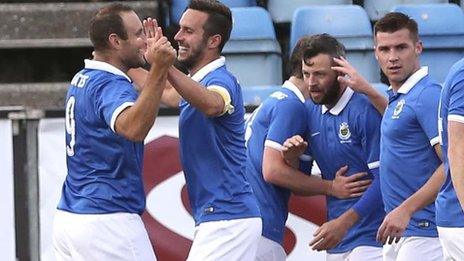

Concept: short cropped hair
[[188, 0, 232, 52], [89, 3, 133, 51], [302, 34, 346, 65], [374, 12, 419, 42], [288, 36, 315, 79]]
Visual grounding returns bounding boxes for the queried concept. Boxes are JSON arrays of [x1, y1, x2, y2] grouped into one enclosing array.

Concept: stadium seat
[[364, 0, 449, 21], [266, 0, 352, 24], [169, 0, 257, 25], [392, 4, 464, 83], [242, 85, 282, 106], [290, 5, 380, 82], [223, 7, 282, 88]]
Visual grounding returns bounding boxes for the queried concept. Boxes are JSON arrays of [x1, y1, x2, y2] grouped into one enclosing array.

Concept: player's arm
[[264, 146, 369, 198], [167, 66, 230, 117], [128, 67, 181, 107], [115, 22, 176, 141], [448, 120, 464, 210], [332, 56, 387, 114]]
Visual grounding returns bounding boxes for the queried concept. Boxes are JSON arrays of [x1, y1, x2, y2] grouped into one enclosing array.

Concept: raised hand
[[282, 135, 308, 161], [143, 18, 176, 66], [330, 166, 371, 199], [331, 57, 372, 94]]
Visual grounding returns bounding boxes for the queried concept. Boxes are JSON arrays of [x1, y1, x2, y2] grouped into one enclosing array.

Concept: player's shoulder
[[204, 66, 238, 88]]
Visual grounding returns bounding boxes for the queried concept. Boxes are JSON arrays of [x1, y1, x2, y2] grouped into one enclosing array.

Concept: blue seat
[[364, 0, 448, 21], [242, 85, 282, 106], [169, 0, 256, 25], [223, 7, 282, 88], [290, 5, 380, 82], [266, 0, 352, 24], [392, 4, 464, 83]]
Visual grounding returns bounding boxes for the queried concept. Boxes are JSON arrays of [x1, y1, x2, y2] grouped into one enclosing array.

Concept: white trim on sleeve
[[448, 114, 464, 124], [110, 102, 134, 133], [430, 136, 440, 146], [264, 140, 283, 151], [367, 161, 380, 169]]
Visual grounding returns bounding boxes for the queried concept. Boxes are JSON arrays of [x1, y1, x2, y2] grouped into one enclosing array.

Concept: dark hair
[[374, 12, 419, 42], [89, 3, 133, 51], [302, 34, 346, 65], [288, 36, 315, 79], [187, 0, 232, 52]]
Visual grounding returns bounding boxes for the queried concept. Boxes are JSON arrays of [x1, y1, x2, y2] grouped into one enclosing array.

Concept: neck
[[93, 51, 128, 73], [288, 76, 309, 99], [188, 52, 221, 76]]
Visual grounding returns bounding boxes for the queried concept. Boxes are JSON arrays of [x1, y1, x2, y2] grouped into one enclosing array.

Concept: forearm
[[449, 121, 464, 210], [337, 208, 359, 230], [450, 158, 464, 211], [399, 164, 445, 215], [167, 66, 224, 116], [116, 64, 167, 141], [363, 86, 387, 114], [127, 67, 180, 107], [264, 161, 332, 196]]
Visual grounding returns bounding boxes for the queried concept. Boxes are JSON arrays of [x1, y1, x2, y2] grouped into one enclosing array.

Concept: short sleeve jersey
[[380, 67, 442, 237], [178, 57, 260, 225], [58, 59, 145, 214], [306, 88, 384, 253], [244, 81, 310, 244]]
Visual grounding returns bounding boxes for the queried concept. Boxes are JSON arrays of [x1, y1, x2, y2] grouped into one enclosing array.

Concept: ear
[[207, 34, 222, 49], [108, 33, 123, 50], [415, 41, 423, 55]]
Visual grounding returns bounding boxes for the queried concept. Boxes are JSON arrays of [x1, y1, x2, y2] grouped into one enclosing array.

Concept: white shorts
[[326, 245, 382, 261], [255, 236, 286, 261], [438, 226, 464, 260], [53, 210, 156, 261], [187, 217, 262, 261], [382, 236, 443, 261]]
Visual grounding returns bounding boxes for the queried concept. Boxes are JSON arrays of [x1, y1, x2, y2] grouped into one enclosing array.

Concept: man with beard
[[244, 35, 374, 261], [53, 4, 176, 260], [131, 0, 261, 260], [283, 34, 385, 260], [374, 13, 444, 261]]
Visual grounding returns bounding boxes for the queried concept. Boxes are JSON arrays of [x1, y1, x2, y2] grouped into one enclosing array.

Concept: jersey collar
[[190, 56, 226, 82], [322, 87, 354, 115], [282, 80, 305, 103], [394, 66, 428, 94], [84, 59, 132, 82]]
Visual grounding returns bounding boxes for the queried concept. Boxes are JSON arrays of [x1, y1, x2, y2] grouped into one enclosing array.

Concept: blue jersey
[[380, 67, 441, 237], [178, 57, 260, 225], [437, 58, 464, 227], [244, 81, 310, 245], [306, 88, 384, 253], [58, 60, 145, 214]]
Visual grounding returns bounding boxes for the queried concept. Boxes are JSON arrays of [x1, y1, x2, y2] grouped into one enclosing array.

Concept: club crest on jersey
[[338, 122, 351, 142], [392, 99, 405, 119]]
